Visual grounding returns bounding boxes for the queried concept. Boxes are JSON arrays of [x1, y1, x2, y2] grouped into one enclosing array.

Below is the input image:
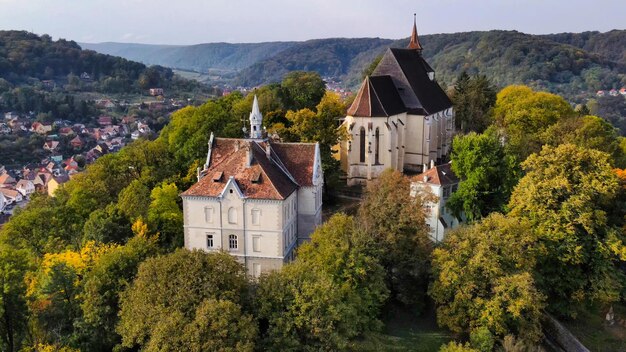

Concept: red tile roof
[[182, 138, 317, 200], [413, 163, 459, 186]]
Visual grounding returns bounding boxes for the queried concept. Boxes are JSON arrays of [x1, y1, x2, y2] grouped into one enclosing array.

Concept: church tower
[[408, 13, 423, 52], [249, 95, 263, 139]]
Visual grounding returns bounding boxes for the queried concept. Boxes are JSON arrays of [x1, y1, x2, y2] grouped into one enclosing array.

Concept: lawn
[[351, 303, 452, 352]]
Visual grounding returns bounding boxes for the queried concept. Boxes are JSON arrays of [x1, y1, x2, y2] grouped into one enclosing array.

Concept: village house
[[149, 88, 164, 96], [181, 96, 323, 277], [43, 140, 60, 152], [59, 127, 75, 136], [32, 122, 53, 135], [0, 188, 23, 205], [98, 116, 113, 126], [340, 18, 454, 185], [0, 173, 16, 188], [0, 192, 5, 212], [15, 179, 35, 197], [4, 112, 19, 120], [410, 162, 464, 242], [70, 136, 84, 149]]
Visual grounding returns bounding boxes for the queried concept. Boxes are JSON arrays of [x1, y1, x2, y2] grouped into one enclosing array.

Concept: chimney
[[423, 163, 427, 172], [430, 160, 435, 169], [196, 167, 202, 181], [423, 175, 428, 183], [265, 143, 271, 160], [245, 144, 253, 167]]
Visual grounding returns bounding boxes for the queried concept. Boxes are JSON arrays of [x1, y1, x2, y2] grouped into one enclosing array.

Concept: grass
[[351, 303, 452, 352], [560, 303, 626, 352]]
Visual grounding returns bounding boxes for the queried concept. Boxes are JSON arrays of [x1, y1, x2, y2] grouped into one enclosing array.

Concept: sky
[[0, 0, 624, 45]]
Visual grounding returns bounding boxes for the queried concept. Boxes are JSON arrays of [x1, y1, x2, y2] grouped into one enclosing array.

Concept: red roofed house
[[98, 116, 113, 126], [43, 140, 60, 152], [410, 161, 464, 242], [340, 18, 454, 186], [0, 173, 16, 188], [70, 136, 84, 149], [181, 96, 323, 277]]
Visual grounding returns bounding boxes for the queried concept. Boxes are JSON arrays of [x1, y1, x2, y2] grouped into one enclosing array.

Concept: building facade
[[410, 162, 464, 242], [340, 19, 454, 185], [181, 96, 323, 276]]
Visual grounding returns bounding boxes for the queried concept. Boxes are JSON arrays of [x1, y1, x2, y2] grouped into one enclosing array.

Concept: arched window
[[229, 234, 238, 250], [228, 207, 237, 224], [375, 128, 380, 164], [359, 127, 366, 163]]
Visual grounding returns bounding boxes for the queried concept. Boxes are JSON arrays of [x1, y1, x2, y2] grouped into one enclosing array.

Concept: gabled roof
[[372, 48, 452, 115], [181, 138, 308, 200], [347, 76, 406, 117], [414, 163, 459, 186], [270, 143, 317, 186], [0, 174, 16, 184]]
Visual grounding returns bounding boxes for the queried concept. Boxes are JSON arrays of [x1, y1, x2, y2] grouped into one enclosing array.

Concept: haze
[[0, 0, 624, 45]]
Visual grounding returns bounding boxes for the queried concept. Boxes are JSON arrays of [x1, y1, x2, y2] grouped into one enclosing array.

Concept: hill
[[80, 41, 297, 73]]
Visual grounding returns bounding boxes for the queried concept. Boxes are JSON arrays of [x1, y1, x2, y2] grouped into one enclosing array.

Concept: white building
[[410, 162, 464, 242], [0, 192, 5, 212], [340, 18, 454, 185], [0, 188, 23, 205], [181, 96, 323, 276], [16, 179, 35, 197]]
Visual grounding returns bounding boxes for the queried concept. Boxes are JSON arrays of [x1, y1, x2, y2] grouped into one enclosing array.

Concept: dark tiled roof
[[413, 163, 459, 186], [347, 76, 406, 117], [181, 139, 316, 200], [387, 48, 452, 115]]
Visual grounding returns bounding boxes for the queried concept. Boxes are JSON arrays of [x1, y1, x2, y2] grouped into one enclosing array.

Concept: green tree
[[147, 182, 184, 249], [117, 249, 249, 350], [281, 71, 326, 111], [508, 144, 625, 315], [447, 128, 518, 221], [357, 169, 432, 307], [79, 229, 159, 351], [256, 214, 388, 351], [82, 203, 133, 244], [0, 245, 30, 352], [116, 179, 150, 222], [494, 85, 574, 161], [430, 214, 544, 345], [451, 72, 497, 133]]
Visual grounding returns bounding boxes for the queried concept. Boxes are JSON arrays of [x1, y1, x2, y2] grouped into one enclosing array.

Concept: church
[[181, 96, 323, 277], [340, 18, 455, 185]]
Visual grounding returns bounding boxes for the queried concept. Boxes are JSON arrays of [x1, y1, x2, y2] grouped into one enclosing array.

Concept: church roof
[[408, 15, 423, 51], [347, 76, 406, 117], [181, 138, 317, 200], [385, 48, 452, 115]]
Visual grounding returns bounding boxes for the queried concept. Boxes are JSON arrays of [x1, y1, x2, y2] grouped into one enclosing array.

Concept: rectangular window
[[253, 236, 261, 252], [204, 207, 213, 223], [252, 209, 260, 225], [229, 234, 238, 250], [206, 233, 214, 248]]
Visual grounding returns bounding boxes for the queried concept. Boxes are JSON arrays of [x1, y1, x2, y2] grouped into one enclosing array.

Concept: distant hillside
[[80, 41, 297, 72], [82, 30, 626, 103]]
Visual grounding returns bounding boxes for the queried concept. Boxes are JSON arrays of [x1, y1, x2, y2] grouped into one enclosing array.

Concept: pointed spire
[[249, 95, 263, 139], [408, 13, 423, 52]]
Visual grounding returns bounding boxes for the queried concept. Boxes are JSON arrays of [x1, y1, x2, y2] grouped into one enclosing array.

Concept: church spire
[[249, 95, 263, 139], [408, 13, 423, 52]]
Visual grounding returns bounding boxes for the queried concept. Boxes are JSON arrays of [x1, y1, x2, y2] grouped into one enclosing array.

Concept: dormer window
[[212, 171, 223, 182], [251, 171, 261, 184], [428, 72, 435, 81]]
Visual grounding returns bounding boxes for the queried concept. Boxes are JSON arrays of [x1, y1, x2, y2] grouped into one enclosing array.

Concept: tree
[[446, 128, 518, 221], [541, 115, 625, 168], [82, 203, 133, 244], [430, 214, 544, 345], [493, 85, 574, 161], [508, 144, 625, 316], [0, 245, 30, 352], [147, 182, 184, 249], [357, 169, 432, 307], [451, 72, 497, 133], [78, 227, 160, 351], [117, 250, 249, 350], [256, 214, 388, 351], [280, 71, 326, 111]]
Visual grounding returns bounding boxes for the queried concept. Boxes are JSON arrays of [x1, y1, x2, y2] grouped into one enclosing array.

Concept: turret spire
[[249, 95, 263, 139], [408, 13, 423, 52]]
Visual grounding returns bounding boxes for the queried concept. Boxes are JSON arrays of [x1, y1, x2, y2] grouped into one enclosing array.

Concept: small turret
[[249, 95, 263, 139], [408, 13, 423, 52]]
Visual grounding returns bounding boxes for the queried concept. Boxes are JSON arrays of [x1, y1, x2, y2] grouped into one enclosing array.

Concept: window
[[375, 128, 380, 164], [206, 233, 214, 248], [253, 236, 261, 252], [251, 209, 260, 225], [228, 207, 237, 224], [359, 127, 366, 163], [229, 234, 238, 250], [204, 207, 213, 223]]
